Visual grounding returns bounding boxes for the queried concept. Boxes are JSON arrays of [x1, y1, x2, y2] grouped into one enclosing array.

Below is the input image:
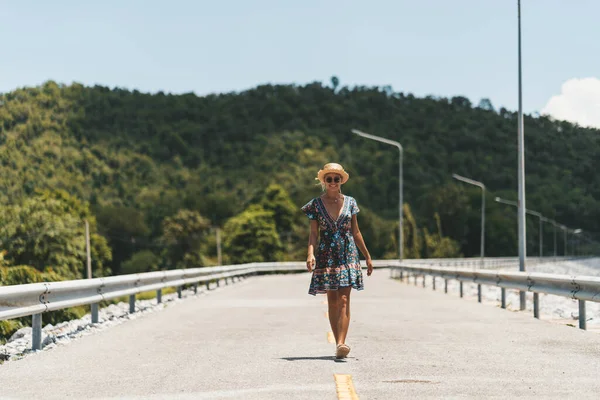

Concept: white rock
[[42, 334, 56, 348], [8, 327, 32, 343]]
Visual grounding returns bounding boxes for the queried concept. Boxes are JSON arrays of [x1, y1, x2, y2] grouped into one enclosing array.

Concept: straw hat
[[316, 163, 349, 184]]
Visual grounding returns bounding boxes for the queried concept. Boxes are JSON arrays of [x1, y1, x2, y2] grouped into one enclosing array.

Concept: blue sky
[[1, 0, 599, 118]]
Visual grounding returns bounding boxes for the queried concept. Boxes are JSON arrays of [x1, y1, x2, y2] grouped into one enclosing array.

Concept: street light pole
[[453, 174, 485, 267], [516, 0, 527, 311], [352, 129, 403, 261]]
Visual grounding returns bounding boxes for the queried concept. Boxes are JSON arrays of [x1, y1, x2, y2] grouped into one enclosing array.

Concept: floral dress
[[301, 195, 364, 295]]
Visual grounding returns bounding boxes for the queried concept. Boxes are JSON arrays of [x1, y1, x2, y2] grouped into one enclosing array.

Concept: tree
[[0, 194, 111, 279], [185, 189, 239, 227], [257, 184, 298, 235], [384, 203, 421, 259], [423, 213, 462, 258], [402, 203, 422, 259], [160, 209, 211, 269], [348, 206, 395, 259], [121, 250, 161, 274], [478, 98, 495, 112], [451, 96, 472, 109], [330, 76, 340, 92], [95, 205, 150, 275], [222, 205, 283, 263], [418, 183, 471, 253], [2, 79, 600, 267]]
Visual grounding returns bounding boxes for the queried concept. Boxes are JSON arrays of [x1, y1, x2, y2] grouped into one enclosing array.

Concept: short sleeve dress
[[301, 195, 364, 296]]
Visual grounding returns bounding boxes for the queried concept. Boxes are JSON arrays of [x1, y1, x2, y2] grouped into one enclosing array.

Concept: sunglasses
[[325, 176, 341, 183]]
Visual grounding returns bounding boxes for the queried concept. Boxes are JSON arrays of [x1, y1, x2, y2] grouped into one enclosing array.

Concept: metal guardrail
[[1, 265, 251, 320], [390, 260, 600, 331], [0, 260, 400, 350], [1, 257, 594, 351], [402, 256, 576, 269], [0, 264, 276, 350]]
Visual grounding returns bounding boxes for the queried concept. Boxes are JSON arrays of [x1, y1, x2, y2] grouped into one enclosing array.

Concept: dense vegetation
[[1, 78, 599, 288]]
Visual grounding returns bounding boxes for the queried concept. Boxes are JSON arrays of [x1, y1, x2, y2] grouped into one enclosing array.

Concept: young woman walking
[[301, 162, 373, 359]]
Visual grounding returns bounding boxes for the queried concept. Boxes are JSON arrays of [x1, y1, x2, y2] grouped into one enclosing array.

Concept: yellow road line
[[325, 311, 329, 318], [322, 300, 327, 305], [334, 374, 359, 400], [327, 331, 335, 343]]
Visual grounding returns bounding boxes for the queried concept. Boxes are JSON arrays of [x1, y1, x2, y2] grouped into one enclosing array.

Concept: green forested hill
[[1, 79, 599, 282]]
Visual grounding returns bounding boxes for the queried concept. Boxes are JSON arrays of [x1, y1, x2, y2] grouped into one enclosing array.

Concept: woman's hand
[[306, 254, 316, 272], [366, 257, 373, 276]]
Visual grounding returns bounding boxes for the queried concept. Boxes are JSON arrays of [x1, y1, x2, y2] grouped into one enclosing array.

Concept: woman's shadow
[[280, 356, 349, 363]]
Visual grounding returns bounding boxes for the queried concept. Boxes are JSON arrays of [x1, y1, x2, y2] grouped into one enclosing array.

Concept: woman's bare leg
[[326, 291, 339, 343], [336, 287, 352, 345]]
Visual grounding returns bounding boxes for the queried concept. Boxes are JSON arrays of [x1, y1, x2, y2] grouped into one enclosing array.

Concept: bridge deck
[[1, 270, 600, 399]]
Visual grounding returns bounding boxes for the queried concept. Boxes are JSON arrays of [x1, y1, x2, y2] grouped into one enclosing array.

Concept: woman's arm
[[351, 215, 373, 275], [306, 220, 319, 272]]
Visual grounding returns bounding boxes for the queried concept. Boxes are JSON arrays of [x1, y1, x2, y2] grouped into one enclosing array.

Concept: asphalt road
[[1, 269, 600, 399]]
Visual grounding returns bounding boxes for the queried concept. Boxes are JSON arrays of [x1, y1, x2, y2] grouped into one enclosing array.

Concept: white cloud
[[541, 77, 600, 129]]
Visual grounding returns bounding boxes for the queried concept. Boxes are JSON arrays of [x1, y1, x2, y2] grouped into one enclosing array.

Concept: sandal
[[335, 344, 351, 359]]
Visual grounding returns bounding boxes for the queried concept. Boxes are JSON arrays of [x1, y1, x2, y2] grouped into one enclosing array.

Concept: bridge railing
[[390, 259, 600, 331], [1, 257, 593, 351], [1, 260, 403, 350], [401, 256, 576, 269]]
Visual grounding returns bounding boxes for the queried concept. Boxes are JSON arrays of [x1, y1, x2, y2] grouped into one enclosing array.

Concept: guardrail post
[[91, 303, 99, 323], [477, 284, 482, 303], [156, 289, 162, 304], [206, 282, 210, 290], [193, 283, 198, 294], [459, 282, 463, 298], [177, 286, 182, 299], [422, 275, 425, 288], [400, 271, 404, 281], [533, 293, 539, 319], [32, 313, 42, 351], [129, 295, 135, 313], [414, 274, 417, 286], [444, 279, 448, 293], [216, 279, 220, 288], [501, 288, 506, 309], [432, 277, 436, 291], [579, 300, 587, 330]]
